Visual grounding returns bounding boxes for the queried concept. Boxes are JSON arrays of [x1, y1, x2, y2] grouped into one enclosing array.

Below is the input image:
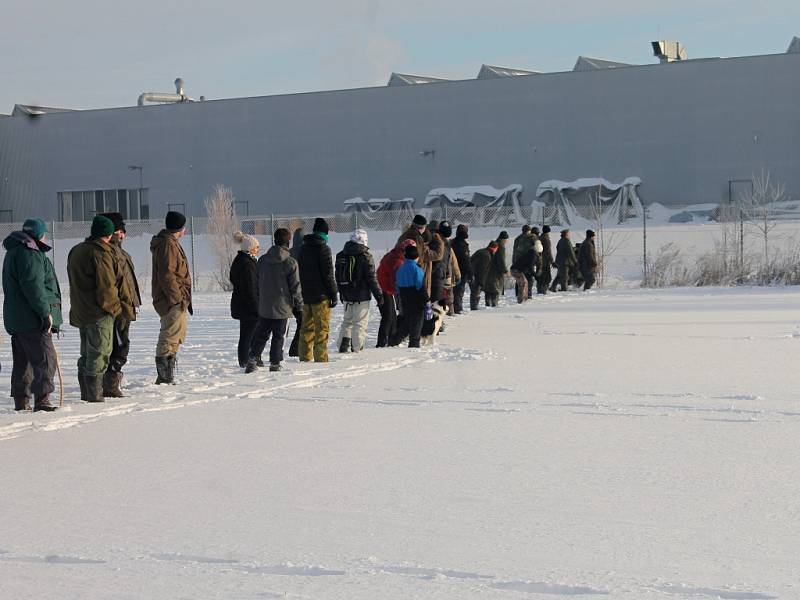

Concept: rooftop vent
[[387, 73, 450, 87], [652, 41, 688, 63], [788, 37, 800, 53], [137, 77, 196, 107]]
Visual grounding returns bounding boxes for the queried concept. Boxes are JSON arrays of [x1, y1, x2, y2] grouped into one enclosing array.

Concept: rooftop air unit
[[652, 41, 688, 63]]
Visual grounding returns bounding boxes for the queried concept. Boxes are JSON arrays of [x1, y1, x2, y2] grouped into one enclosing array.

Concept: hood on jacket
[[3, 230, 51, 253], [534, 240, 544, 253], [264, 244, 291, 264], [342, 240, 368, 256], [455, 224, 469, 239], [292, 228, 304, 248], [150, 229, 178, 253], [302, 233, 327, 246]]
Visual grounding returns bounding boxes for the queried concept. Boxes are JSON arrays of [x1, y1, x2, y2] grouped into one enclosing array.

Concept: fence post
[[270, 214, 274, 235], [353, 211, 358, 231], [642, 203, 648, 286], [51, 220, 57, 275], [190, 216, 197, 288]]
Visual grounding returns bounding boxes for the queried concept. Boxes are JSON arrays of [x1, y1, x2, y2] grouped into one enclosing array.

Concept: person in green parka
[[2, 218, 62, 412], [469, 240, 498, 311], [484, 231, 510, 307]]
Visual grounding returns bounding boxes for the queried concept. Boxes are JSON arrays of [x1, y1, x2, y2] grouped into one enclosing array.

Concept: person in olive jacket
[[67, 215, 122, 403], [99, 212, 142, 398], [450, 224, 471, 314], [469, 240, 499, 310], [578, 229, 598, 290], [297, 218, 338, 363], [538, 225, 555, 294], [551, 229, 578, 292], [2, 218, 62, 412], [484, 231, 510, 307], [229, 231, 261, 368]]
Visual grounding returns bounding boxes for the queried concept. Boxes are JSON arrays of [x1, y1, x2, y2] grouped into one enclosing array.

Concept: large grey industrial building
[[1, 39, 798, 223]]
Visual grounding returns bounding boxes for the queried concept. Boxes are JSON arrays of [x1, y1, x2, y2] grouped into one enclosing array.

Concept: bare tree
[[588, 185, 631, 287], [204, 184, 240, 292], [741, 170, 785, 266]]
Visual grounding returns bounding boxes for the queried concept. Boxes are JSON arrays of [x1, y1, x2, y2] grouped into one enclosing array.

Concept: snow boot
[[13, 397, 31, 411], [256, 357, 265, 368], [269, 363, 282, 372], [83, 377, 104, 403], [339, 337, 352, 353], [33, 394, 58, 412], [244, 358, 259, 374], [78, 374, 89, 402], [103, 371, 124, 398], [155, 356, 176, 385]]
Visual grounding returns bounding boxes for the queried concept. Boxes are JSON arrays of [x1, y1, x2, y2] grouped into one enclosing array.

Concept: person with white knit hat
[[230, 231, 262, 368], [334, 229, 383, 353]]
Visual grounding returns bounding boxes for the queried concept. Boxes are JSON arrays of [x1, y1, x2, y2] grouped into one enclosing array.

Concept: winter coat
[[578, 238, 598, 273], [470, 247, 494, 288], [541, 232, 555, 267], [485, 242, 509, 295], [377, 247, 405, 295], [151, 230, 192, 317], [2, 231, 63, 335], [229, 251, 259, 320], [289, 228, 304, 262], [555, 237, 578, 269], [298, 233, 337, 305], [110, 237, 141, 322], [512, 233, 534, 264], [430, 234, 452, 301], [336, 241, 382, 303], [257, 245, 303, 320], [396, 258, 426, 292], [397, 224, 442, 296], [451, 235, 472, 282], [67, 237, 121, 327], [511, 247, 542, 277]]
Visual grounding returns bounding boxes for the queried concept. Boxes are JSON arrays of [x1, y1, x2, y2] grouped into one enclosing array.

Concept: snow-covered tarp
[[343, 197, 416, 228], [425, 185, 527, 224], [536, 177, 644, 226]]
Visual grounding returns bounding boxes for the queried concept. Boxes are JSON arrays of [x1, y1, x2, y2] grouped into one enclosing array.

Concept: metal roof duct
[[652, 41, 688, 63], [137, 78, 195, 106]]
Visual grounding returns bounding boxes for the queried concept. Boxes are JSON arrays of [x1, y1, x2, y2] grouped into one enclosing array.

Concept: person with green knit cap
[[67, 215, 122, 403], [2, 218, 62, 412]]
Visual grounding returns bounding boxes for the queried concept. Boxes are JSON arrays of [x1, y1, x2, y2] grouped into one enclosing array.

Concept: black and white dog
[[420, 303, 447, 346]]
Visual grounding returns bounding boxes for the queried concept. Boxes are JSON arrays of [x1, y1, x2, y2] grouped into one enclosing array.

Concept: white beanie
[[233, 231, 259, 252], [350, 228, 368, 246]]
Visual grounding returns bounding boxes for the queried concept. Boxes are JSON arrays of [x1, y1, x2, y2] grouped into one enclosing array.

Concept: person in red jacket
[[376, 239, 415, 347]]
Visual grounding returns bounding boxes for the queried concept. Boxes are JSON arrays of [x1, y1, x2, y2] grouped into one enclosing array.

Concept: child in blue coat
[[395, 245, 428, 348]]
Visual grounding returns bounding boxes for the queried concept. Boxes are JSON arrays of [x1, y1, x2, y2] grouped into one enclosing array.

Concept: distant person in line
[[528, 227, 541, 299], [229, 231, 261, 369], [469, 240, 499, 310], [537, 225, 555, 294], [99, 212, 142, 398], [578, 229, 598, 291], [287, 226, 304, 357], [297, 218, 338, 363], [246, 228, 302, 373], [67, 215, 122, 403], [397, 214, 441, 299], [432, 221, 460, 316], [2, 219, 62, 412], [335, 229, 383, 353], [551, 229, 578, 292], [150, 211, 192, 384], [450, 224, 471, 314], [510, 238, 543, 304], [395, 244, 428, 348], [376, 239, 415, 347], [484, 231, 510, 307], [512, 225, 534, 300]]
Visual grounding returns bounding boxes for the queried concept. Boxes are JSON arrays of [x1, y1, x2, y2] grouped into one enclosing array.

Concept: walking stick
[[54, 339, 65, 407]]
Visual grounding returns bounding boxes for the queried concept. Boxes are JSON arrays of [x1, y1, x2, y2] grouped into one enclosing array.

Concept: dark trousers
[[237, 317, 259, 367], [485, 292, 499, 307], [249, 317, 288, 365], [526, 274, 535, 299], [108, 317, 131, 373], [453, 282, 466, 313], [469, 283, 482, 310], [11, 331, 56, 400], [551, 266, 570, 291], [582, 270, 596, 290], [288, 314, 302, 357], [399, 287, 425, 348], [377, 294, 398, 347], [538, 266, 552, 294]]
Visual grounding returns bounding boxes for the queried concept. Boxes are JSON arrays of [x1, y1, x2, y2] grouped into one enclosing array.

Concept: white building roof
[[477, 64, 540, 79], [573, 56, 633, 72], [387, 73, 450, 87]]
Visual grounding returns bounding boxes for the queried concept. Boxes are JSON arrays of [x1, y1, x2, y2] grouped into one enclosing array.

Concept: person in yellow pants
[[299, 301, 332, 362]]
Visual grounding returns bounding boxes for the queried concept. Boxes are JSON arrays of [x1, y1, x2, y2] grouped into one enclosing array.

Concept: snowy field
[[1, 287, 799, 599]]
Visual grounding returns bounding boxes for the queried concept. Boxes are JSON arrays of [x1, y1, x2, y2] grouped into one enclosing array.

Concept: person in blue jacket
[[395, 244, 429, 348]]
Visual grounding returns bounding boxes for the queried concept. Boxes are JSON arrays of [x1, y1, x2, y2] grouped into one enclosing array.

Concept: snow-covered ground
[[1, 288, 799, 599]]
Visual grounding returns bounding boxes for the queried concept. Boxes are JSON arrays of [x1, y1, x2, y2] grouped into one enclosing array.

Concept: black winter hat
[[586, 229, 596, 238], [438, 221, 452, 238], [91, 215, 115, 238], [404, 245, 419, 260], [542, 225, 551, 234], [522, 225, 531, 233], [313, 217, 329, 234], [412, 214, 427, 227], [531, 226, 540, 235], [100, 212, 125, 232], [165, 211, 187, 231], [498, 230, 509, 240], [456, 224, 469, 239]]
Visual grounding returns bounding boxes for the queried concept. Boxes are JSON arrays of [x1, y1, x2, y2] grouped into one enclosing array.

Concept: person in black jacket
[[538, 225, 555, 294], [551, 229, 578, 292], [510, 239, 543, 303], [450, 224, 471, 314], [288, 227, 304, 357], [578, 229, 598, 290], [230, 231, 261, 368], [335, 229, 383, 353], [297, 218, 338, 362]]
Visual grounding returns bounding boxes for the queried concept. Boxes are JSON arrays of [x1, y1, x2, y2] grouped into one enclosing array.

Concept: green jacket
[[555, 237, 578, 269], [67, 237, 121, 327], [110, 237, 142, 321], [470, 247, 494, 288], [485, 242, 509, 294], [512, 233, 533, 264], [2, 231, 63, 334]]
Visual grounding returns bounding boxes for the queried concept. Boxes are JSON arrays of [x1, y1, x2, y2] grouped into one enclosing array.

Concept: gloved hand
[[376, 293, 385, 307], [293, 307, 302, 320], [424, 303, 434, 321], [329, 297, 338, 309]]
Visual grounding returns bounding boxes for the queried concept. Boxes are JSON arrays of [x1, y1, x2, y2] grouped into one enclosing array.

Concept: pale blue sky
[[1, 0, 798, 111]]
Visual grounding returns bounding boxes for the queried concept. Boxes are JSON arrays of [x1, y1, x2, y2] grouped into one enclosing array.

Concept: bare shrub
[[204, 184, 240, 292], [643, 243, 693, 287]]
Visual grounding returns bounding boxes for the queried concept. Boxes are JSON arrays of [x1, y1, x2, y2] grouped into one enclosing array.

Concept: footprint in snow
[[655, 585, 776, 600], [491, 580, 609, 596]]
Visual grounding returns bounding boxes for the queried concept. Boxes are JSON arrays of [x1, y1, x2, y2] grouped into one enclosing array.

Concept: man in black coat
[[297, 218, 338, 362], [538, 225, 554, 294], [229, 231, 261, 368], [578, 229, 598, 290], [551, 229, 578, 292], [288, 227, 304, 357], [450, 224, 471, 314]]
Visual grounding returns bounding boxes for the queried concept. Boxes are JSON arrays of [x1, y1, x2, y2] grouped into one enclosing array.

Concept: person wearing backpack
[[335, 229, 383, 353]]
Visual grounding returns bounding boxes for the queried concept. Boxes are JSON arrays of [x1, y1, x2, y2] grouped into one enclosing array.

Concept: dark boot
[[155, 356, 175, 385], [13, 397, 31, 411], [78, 374, 88, 401], [103, 371, 124, 398], [256, 357, 265, 368], [244, 358, 258, 374], [33, 394, 58, 412], [339, 337, 351, 353], [84, 376, 104, 402], [269, 363, 282, 372]]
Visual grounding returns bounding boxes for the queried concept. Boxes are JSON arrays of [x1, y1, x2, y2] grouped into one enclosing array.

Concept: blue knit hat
[[22, 218, 47, 241]]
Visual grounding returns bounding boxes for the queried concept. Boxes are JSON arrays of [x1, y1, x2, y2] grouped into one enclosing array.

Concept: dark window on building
[[140, 189, 149, 220], [118, 189, 128, 219], [57, 188, 150, 222], [0, 209, 13, 223], [167, 203, 185, 215]]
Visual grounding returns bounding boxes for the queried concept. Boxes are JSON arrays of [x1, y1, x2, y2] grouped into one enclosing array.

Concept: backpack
[[335, 252, 358, 289]]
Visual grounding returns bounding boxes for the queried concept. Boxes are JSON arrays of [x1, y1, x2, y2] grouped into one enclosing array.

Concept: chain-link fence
[[1, 205, 800, 294]]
